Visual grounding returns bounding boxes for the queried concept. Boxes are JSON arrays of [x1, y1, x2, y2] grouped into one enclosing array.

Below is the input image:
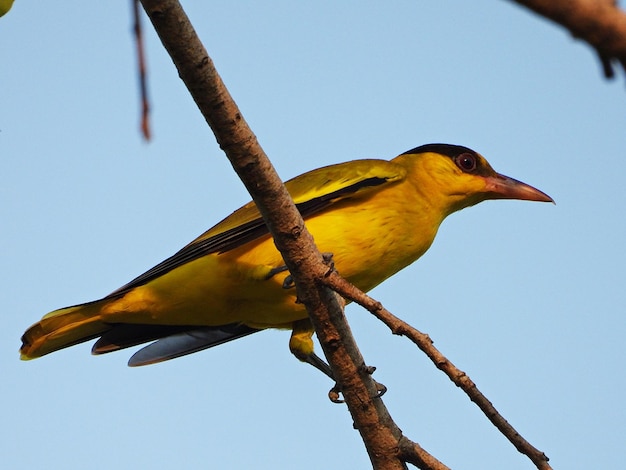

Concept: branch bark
[[507, 0, 626, 78], [137, 1, 446, 468]]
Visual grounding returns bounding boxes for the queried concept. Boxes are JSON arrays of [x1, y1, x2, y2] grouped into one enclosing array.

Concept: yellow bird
[[20, 144, 552, 374]]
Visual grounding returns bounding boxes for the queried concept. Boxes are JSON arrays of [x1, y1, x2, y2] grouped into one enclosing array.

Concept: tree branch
[[324, 272, 552, 470], [507, 0, 626, 79], [137, 1, 447, 468]]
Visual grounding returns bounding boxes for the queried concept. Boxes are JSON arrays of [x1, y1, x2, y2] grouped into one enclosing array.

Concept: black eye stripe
[[455, 153, 477, 172]]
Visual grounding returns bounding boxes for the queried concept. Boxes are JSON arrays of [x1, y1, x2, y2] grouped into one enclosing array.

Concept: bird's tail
[[20, 300, 111, 360]]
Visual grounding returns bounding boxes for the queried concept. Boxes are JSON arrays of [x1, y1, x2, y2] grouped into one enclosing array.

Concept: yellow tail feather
[[20, 301, 111, 360]]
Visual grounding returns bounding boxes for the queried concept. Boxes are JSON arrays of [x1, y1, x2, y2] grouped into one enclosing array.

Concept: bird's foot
[[327, 365, 387, 404], [320, 252, 336, 276], [264, 265, 295, 289], [266, 252, 335, 290]]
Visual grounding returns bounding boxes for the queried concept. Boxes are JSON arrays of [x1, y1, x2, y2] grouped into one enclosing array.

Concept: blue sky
[[2, 2, 624, 469]]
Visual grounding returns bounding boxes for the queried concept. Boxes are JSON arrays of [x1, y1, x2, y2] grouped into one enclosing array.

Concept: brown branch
[[324, 272, 553, 470], [507, 0, 626, 79], [133, 0, 151, 140], [137, 1, 447, 468]]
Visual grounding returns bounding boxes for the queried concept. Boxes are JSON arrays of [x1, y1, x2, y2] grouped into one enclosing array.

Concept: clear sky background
[[2, 2, 624, 469]]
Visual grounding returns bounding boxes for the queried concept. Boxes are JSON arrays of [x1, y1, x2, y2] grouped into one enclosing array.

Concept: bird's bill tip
[[485, 174, 554, 203]]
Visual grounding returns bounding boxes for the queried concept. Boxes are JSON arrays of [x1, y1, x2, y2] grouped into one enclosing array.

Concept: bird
[[20, 144, 553, 376]]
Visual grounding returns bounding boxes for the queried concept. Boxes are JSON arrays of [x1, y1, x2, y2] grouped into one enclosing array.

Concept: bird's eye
[[455, 153, 477, 172]]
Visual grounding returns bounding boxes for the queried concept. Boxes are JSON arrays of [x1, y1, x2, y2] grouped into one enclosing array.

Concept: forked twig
[[324, 271, 553, 470]]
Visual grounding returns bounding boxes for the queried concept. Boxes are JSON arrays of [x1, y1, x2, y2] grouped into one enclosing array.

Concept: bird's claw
[[267, 252, 335, 289], [282, 274, 295, 289], [327, 365, 387, 404], [265, 265, 288, 279], [264, 265, 296, 289], [374, 380, 387, 398], [321, 252, 335, 276], [328, 383, 344, 403]]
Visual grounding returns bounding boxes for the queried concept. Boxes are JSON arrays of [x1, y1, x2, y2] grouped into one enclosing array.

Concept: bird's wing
[[126, 325, 260, 366], [107, 158, 406, 297], [92, 323, 259, 365]]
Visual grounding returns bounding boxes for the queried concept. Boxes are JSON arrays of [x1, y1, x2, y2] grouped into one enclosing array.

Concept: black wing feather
[[126, 324, 260, 366], [108, 176, 388, 298]]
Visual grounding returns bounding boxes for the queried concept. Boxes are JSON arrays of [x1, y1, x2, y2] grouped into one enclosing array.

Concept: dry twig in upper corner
[[508, 0, 626, 83]]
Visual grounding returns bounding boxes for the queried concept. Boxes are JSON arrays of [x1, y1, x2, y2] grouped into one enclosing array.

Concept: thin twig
[[133, 0, 151, 140], [324, 272, 553, 470]]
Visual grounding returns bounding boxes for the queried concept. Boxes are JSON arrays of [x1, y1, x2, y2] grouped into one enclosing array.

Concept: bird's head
[[396, 143, 553, 216]]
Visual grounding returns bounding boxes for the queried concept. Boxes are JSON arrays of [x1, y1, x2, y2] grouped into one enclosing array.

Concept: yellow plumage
[[20, 144, 552, 369]]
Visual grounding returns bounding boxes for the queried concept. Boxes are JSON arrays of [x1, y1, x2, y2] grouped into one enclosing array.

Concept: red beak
[[484, 173, 554, 203]]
